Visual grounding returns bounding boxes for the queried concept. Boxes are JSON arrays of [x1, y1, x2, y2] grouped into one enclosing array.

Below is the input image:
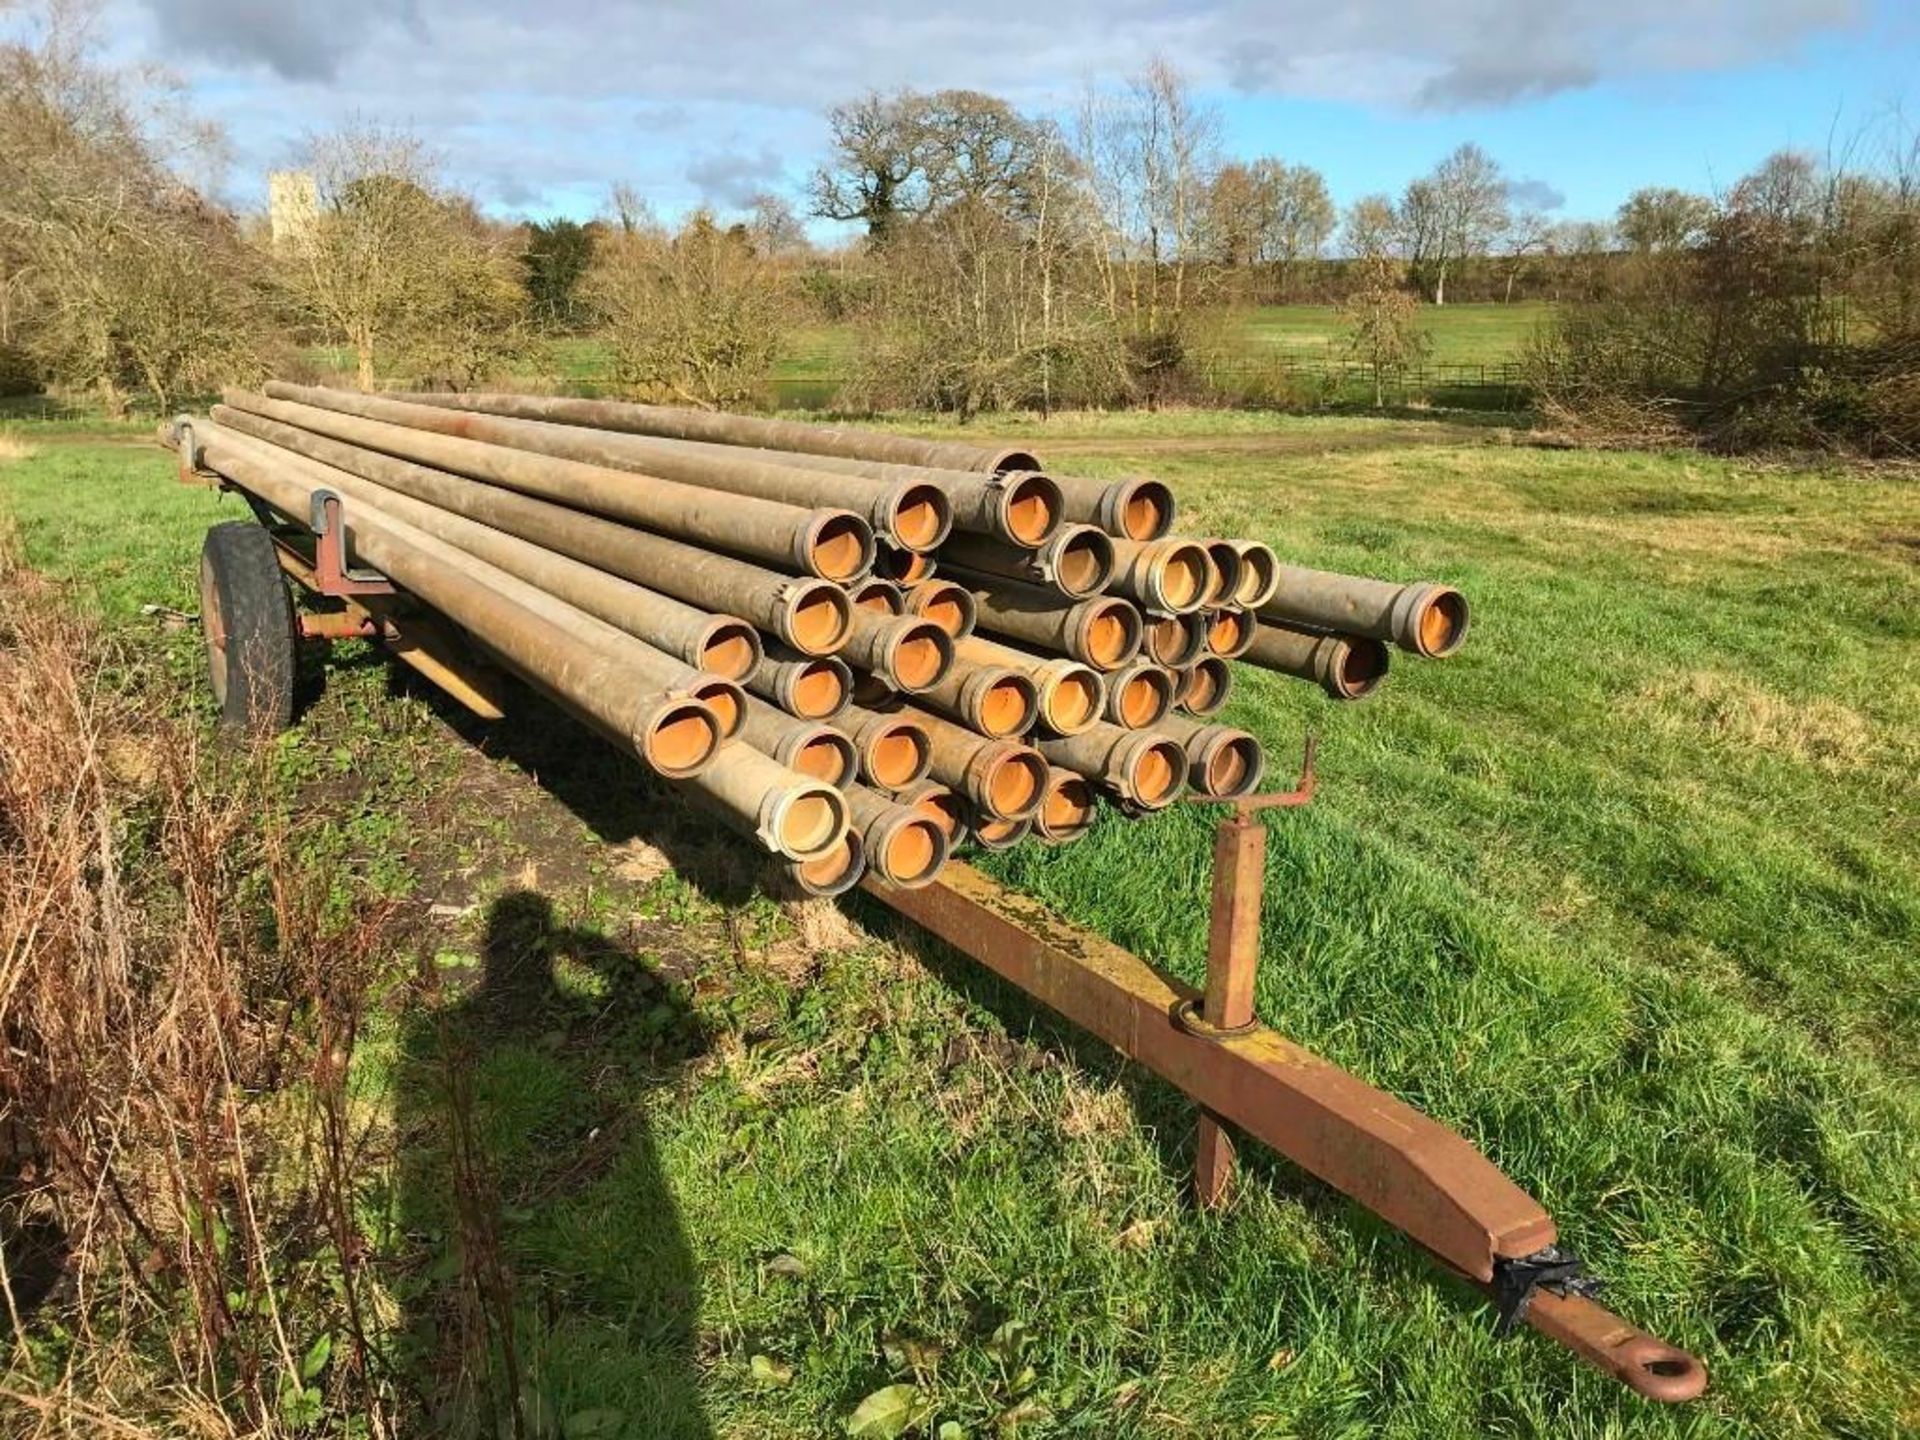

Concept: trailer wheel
[[199, 521, 295, 736]]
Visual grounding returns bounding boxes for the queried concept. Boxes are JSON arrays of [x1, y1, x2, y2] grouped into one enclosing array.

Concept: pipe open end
[[794, 731, 858, 786], [1206, 609, 1254, 659], [1180, 657, 1231, 715], [1145, 613, 1205, 669], [909, 581, 975, 638], [890, 485, 952, 551], [969, 814, 1028, 850], [1120, 480, 1175, 541], [1052, 527, 1116, 597], [1080, 600, 1144, 671], [642, 702, 721, 778], [692, 679, 745, 737], [1114, 668, 1174, 729], [1336, 637, 1390, 698], [808, 513, 875, 582], [985, 749, 1046, 820], [700, 621, 763, 681], [1001, 474, 1064, 547], [1040, 771, 1097, 838], [1203, 543, 1242, 607], [1417, 588, 1470, 658], [849, 578, 905, 616], [1156, 543, 1212, 612], [788, 660, 850, 719], [1043, 669, 1102, 734], [1201, 734, 1264, 799], [786, 583, 852, 655], [1131, 738, 1188, 809], [1232, 544, 1280, 609], [991, 448, 1043, 473], [906, 783, 964, 840], [880, 816, 946, 886], [793, 831, 864, 896], [887, 623, 954, 691], [875, 545, 936, 585], [774, 786, 847, 860], [867, 724, 932, 789], [975, 673, 1038, 738]]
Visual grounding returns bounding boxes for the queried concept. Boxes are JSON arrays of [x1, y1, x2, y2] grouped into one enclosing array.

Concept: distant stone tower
[[268, 170, 318, 249]]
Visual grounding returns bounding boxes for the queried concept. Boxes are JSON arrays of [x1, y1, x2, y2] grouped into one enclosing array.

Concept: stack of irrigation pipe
[[165, 385, 1472, 890]]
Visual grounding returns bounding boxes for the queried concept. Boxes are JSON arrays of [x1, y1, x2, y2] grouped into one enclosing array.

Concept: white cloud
[[110, 0, 1861, 215]]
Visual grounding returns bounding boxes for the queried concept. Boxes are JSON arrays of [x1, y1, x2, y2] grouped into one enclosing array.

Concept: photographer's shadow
[[394, 888, 713, 1439]]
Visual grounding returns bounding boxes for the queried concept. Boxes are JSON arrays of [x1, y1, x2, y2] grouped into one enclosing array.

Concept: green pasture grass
[[2, 418, 1917, 1438], [1240, 301, 1552, 368]]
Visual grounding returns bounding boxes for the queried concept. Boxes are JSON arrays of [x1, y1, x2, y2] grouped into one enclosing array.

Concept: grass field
[[2, 412, 1917, 1438], [311, 302, 1543, 407]]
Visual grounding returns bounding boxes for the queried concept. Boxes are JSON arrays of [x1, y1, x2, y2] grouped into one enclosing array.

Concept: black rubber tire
[[199, 521, 295, 737]]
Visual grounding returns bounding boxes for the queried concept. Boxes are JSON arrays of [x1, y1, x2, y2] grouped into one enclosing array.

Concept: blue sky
[[54, 0, 1920, 236]]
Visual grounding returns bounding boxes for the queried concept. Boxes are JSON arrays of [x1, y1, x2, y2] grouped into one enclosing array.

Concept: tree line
[[1, 6, 1914, 450]]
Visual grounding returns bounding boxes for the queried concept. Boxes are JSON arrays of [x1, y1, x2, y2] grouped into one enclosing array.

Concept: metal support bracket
[[306, 491, 397, 596], [1186, 734, 1317, 1209]]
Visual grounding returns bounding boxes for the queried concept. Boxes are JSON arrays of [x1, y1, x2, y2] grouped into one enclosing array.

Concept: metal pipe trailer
[[161, 392, 1708, 1408]]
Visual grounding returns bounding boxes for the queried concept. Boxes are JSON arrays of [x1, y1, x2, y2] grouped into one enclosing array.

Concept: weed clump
[[0, 584, 397, 1432]]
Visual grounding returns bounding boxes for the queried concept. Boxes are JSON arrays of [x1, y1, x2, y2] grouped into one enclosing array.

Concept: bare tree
[[278, 123, 530, 391], [1074, 58, 1220, 391], [746, 192, 810, 258], [1202, 158, 1334, 298], [0, 1, 267, 411], [586, 203, 791, 410], [810, 91, 935, 242], [849, 119, 1123, 417], [1401, 143, 1509, 304]]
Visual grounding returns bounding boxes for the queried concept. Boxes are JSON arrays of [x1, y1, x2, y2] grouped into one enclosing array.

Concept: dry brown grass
[[0, 433, 36, 464], [0, 582, 399, 1435], [1633, 668, 1876, 772]]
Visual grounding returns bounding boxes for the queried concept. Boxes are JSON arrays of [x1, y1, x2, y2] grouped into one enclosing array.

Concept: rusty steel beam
[[861, 863, 1707, 1403], [220, 392, 875, 581]]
